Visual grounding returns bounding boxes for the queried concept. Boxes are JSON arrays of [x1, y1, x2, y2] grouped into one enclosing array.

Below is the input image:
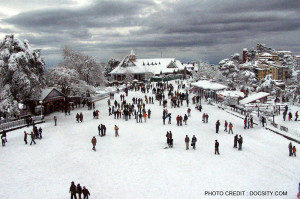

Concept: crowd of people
[[1, 79, 299, 198]]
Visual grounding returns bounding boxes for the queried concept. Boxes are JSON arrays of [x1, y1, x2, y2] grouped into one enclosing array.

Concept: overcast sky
[[0, 0, 299, 66]]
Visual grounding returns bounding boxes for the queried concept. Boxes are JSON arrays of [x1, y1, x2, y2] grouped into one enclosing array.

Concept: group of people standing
[[69, 181, 90, 199], [288, 142, 297, 157], [233, 135, 243, 150], [184, 135, 197, 150]]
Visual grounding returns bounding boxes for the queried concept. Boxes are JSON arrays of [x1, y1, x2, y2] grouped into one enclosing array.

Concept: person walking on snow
[[187, 108, 191, 117], [233, 134, 238, 148], [166, 131, 170, 145], [216, 120, 220, 133], [82, 186, 90, 199], [184, 114, 188, 125], [24, 131, 28, 144], [295, 111, 299, 121], [30, 131, 36, 145], [91, 136, 97, 151], [229, 122, 233, 134], [292, 146, 296, 157], [54, 116, 57, 126], [215, 140, 220, 155], [77, 184, 82, 199], [76, 113, 80, 123], [144, 112, 147, 123], [1, 133, 6, 147], [168, 114, 172, 124], [114, 125, 119, 137], [80, 112, 83, 122], [69, 181, 77, 199], [238, 135, 243, 150], [39, 127, 42, 139], [185, 135, 190, 150], [289, 142, 293, 156], [191, 135, 197, 150], [205, 113, 209, 123], [224, 120, 228, 132]]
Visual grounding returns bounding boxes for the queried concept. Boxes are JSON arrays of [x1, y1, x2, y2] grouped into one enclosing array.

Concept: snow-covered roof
[[191, 80, 227, 90], [39, 88, 65, 102], [40, 88, 54, 100], [182, 63, 199, 72], [260, 53, 272, 57], [239, 92, 270, 105], [110, 57, 184, 75], [217, 90, 245, 98], [277, 51, 292, 54]]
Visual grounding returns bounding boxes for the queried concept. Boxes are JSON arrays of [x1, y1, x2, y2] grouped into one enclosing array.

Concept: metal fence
[[0, 115, 44, 131]]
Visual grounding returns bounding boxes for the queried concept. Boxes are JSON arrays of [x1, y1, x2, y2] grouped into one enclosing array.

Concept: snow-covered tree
[[192, 60, 217, 80], [61, 46, 106, 87], [240, 70, 257, 85], [46, 66, 80, 96], [256, 74, 277, 94], [218, 58, 239, 79], [106, 58, 120, 77], [0, 35, 45, 115]]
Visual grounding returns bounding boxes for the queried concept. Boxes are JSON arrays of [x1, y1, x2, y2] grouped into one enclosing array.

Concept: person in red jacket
[[224, 120, 228, 132], [229, 122, 233, 134]]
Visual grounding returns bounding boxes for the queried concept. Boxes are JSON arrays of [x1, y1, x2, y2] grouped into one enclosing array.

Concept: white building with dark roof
[[110, 50, 185, 81]]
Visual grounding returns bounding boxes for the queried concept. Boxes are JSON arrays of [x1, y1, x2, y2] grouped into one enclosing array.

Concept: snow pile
[[191, 80, 227, 90], [218, 90, 245, 98]]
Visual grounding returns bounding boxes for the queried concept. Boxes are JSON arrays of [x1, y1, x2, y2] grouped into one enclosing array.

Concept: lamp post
[[39, 100, 43, 121]]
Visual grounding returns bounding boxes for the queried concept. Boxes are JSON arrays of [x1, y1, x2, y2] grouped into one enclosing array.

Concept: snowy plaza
[[1, 1, 300, 198], [0, 83, 299, 199]]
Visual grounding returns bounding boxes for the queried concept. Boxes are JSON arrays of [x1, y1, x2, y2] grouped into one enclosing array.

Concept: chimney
[[243, 48, 248, 63]]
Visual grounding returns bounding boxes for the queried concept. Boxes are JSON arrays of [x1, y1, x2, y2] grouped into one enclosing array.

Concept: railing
[[90, 87, 126, 102], [0, 118, 12, 125], [0, 115, 44, 131]]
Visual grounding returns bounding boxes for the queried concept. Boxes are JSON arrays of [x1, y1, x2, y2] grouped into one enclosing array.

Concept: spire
[[130, 49, 135, 56], [129, 49, 136, 61]]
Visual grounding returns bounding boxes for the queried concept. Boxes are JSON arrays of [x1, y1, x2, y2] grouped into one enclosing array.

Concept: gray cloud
[[0, 0, 299, 65]]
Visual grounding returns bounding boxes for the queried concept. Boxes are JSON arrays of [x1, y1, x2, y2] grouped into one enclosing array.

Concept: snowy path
[[0, 88, 299, 199]]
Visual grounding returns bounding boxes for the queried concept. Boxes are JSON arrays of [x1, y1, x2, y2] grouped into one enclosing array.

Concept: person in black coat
[[69, 181, 77, 199], [98, 125, 101, 136], [215, 140, 220, 155], [38, 127, 43, 139], [77, 184, 82, 199], [216, 120, 220, 133], [233, 134, 238, 148], [24, 131, 28, 144], [191, 135, 197, 149], [238, 135, 243, 150]]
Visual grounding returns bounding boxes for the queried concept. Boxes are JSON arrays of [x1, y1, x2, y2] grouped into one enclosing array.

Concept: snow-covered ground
[[0, 83, 299, 199]]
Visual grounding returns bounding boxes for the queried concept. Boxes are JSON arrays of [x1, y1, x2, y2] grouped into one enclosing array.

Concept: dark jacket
[[192, 137, 197, 143], [215, 141, 219, 148], [82, 188, 90, 196], [70, 183, 77, 194], [77, 185, 82, 194], [185, 137, 190, 143]]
